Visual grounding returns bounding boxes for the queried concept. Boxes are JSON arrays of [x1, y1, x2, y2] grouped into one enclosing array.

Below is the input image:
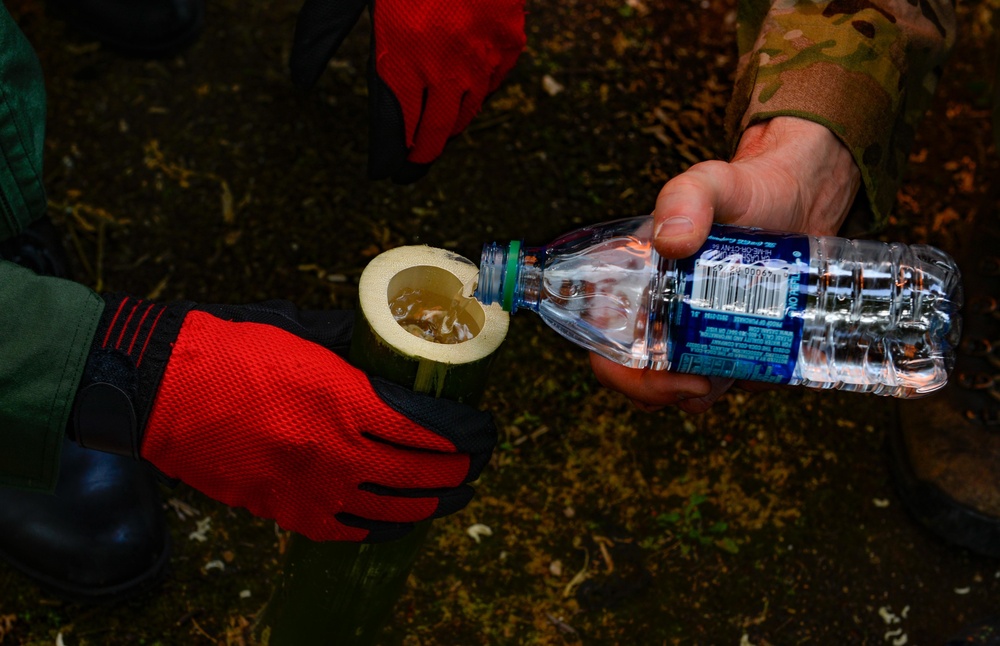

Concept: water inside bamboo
[[390, 286, 477, 344]]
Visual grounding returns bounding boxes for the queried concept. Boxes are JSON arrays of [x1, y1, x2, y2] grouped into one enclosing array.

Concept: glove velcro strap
[[72, 294, 193, 459]]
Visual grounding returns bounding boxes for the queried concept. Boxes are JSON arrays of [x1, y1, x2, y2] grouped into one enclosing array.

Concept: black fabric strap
[[72, 294, 193, 459]]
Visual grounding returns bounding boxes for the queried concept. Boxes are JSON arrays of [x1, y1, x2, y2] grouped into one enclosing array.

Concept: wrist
[[72, 295, 193, 458]]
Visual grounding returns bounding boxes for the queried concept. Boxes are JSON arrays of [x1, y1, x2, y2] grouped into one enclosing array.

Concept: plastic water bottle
[[475, 216, 963, 398]]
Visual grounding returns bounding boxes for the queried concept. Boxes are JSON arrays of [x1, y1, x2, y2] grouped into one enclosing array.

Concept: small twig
[[545, 613, 578, 635], [64, 219, 94, 280], [592, 535, 615, 575], [190, 617, 215, 642], [176, 609, 202, 627], [563, 547, 590, 598], [465, 113, 514, 133]]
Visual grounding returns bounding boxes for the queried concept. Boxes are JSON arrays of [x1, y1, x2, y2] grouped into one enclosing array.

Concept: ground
[[1, 0, 999, 644]]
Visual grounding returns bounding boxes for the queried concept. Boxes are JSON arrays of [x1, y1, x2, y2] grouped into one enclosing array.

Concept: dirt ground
[[1, 0, 999, 644]]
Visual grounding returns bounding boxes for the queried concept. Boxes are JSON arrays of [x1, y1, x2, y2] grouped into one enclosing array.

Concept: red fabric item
[[373, 0, 526, 163], [139, 311, 470, 542]]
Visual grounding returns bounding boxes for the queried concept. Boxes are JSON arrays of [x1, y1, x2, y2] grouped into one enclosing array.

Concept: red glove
[[71, 296, 496, 543], [290, 0, 526, 183]]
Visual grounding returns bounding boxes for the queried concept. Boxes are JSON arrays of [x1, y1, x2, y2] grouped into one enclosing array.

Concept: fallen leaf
[[542, 75, 565, 97]]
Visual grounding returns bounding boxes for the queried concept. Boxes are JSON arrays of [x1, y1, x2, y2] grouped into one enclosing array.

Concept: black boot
[[45, 0, 205, 59], [0, 217, 170, 602], [0, 441, 170, 602], [891, 215, 1000, 557]]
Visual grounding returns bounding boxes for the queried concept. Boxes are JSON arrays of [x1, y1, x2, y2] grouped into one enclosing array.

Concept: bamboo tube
[[254, 245, 508, 646]]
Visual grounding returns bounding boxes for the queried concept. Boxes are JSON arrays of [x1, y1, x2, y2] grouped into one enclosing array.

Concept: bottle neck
[[514, 246, 545, 313], [476, 240, 545, 313]]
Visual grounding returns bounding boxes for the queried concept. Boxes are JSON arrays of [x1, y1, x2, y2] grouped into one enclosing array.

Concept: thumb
[[289, 0, 368, 89], [652, 160, 739, 260]]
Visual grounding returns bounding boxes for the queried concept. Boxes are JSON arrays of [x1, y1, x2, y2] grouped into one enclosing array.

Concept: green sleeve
[[728, 0, 957, 228], [0, 3, 47, 239], [0, 261, 104, 491], [0, 6, 105, 490]]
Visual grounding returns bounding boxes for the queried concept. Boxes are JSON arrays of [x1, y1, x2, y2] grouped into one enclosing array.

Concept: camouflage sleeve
[[726, 0, 957, 228]]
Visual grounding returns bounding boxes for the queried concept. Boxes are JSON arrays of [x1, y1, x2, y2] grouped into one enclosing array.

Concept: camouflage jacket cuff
[[726, 0, 956, 230]]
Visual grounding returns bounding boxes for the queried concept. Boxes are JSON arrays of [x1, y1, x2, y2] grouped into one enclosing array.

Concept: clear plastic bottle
[[476, 216, 963, 398]]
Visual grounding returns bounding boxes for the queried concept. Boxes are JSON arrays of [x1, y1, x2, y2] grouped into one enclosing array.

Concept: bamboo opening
[[358, 246, 508, 367], [388, 265, 484, 343]]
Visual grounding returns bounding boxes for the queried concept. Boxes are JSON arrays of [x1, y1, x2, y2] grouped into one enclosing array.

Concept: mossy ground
[[1, 0, 998, 644]]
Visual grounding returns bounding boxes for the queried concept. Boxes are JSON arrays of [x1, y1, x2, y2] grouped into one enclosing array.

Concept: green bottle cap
[[502, 239, 521, 312]]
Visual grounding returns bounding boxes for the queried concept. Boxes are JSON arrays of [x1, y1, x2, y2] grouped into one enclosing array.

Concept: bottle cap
[[502, 240, 521, 312]]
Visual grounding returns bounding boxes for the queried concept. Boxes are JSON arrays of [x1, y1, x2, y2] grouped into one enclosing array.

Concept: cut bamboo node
[[352, 245, 509, 402], [357, 245, 508, 364]]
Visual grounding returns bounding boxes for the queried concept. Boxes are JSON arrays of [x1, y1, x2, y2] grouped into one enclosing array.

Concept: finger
[[361, 439, 474, 489], [288, 0, 368, 88], [589, 353, 713, 411], [354, 482, 476, 520], [487, 48, 522, 94], [367, 69, 411, 180], [429, 484, 475, 518], [391, 84, 491, 184], [390, 160, 432, 185], [652, 160, 735, 259], [334, 513, 415, 543], [451, 85, 491, 137], [736, 380, 781, 394], [407, 86, 465, 165], [370, 377, 498, 460], [342, 487, 439, 524], [677, 377, 735, 415]]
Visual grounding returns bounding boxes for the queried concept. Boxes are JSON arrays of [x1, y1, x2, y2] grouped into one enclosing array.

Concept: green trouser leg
[[0, 5, 104, 491]]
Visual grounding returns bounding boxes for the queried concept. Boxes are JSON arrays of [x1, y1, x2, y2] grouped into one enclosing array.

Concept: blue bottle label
[[669, 226, 810, 384]]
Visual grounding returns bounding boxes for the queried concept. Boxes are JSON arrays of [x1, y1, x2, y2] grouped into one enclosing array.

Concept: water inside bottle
[[791, 237, 962, 396], [390, 286, 476, 344]]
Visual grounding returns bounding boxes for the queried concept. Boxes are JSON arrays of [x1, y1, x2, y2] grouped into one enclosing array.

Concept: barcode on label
[[690, 260, 789, 319]]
